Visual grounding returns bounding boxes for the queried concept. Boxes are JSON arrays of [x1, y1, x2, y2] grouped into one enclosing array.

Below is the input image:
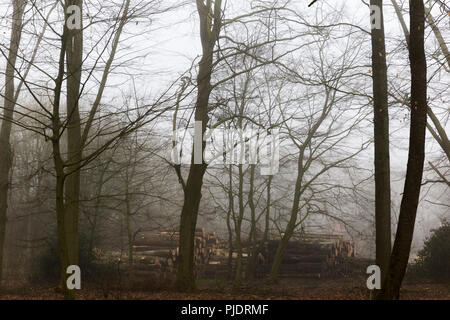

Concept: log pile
[[132, 228, 223, 277], [128, 230, 357, 280], [200, 234, 357, 280], [257, 234, 357, 278], [202, 251, 244, 279]]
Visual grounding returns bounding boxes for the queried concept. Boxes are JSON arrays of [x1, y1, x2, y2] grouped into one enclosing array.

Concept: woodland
[[0, 0, 448, 300]]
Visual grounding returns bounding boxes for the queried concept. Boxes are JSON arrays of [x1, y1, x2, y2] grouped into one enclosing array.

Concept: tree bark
[[233, 164, 244, 285], [175, 0, 222, 292], [247, 175, 272, 280], [226, 164, 234, 280], [377, 0, 427, 299], [176, 163, 208, 291], [125, 189, 134, 286], [0, 0, 26, 285], [245, 164, 257, 280], [370, 0, 391, 290], [64, 0, 83, 271], [51, 23, 72, 299], [269, 161, 303, 282]]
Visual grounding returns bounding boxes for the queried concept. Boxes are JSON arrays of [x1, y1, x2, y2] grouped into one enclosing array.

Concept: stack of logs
[[201, 234, 357, 280], [202, 248, 238, 279], [257, 234, 357, 278], [128, 230, 357, 280], [131, 228, 222, 277]]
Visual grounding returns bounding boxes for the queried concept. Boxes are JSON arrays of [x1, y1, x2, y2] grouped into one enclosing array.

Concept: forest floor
[[0, 277, 449, 300]]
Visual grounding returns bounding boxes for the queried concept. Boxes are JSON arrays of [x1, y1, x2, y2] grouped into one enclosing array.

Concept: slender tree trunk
[[426, 108, 450, 161], [88, 160, 110, 264], [175, 0, 222, 292], [55, 165, 71, 299], [65, 0, 83, 271], [125, 190, 134, 286], [233, 164, 244, 285], [232, 74, 250, 285], [176, 163, 208, 291], [370, 0, 391, 290], [246, 174, 272, 280], [424, 5, 450, 69], [261, 176, 272, 254], [391, 0, 410, 45], [51, 19, 74, 300], [269, 153, 305, 283], [226, 165, 234, 279], [245, 164, 257, 280], [0, 0, 26, 285], [269, 216, 296, 283], [378, 0, 427, 299]]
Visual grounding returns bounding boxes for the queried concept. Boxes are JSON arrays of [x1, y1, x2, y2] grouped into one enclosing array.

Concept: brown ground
[[0, 278, 449, 300]]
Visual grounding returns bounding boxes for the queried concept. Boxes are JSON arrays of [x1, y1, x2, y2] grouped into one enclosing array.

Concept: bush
[[29, 230, 60, 284], [409, 221, 450, 283], [29, 230, 119, 285]]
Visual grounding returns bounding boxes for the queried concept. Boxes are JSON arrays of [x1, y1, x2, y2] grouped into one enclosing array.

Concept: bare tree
[[175, 0, 223, 291], [378, 0, 428, 300], [268, 27, 370, 282], [0, 0, 26, 285], [369, 0, 391, 291], [0, 0, 172, 298]]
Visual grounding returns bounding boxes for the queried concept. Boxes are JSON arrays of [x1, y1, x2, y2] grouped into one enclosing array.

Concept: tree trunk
[[0, 0, 26, 285], [233, 164, 244, 286], [226, 165, 234, 280], [176, 163, 208, 291], [245, 164, 257, 280], [175, 0, 222, 292], [52, 17, 73, 300], [125, 190, 134, 286], [64, 0, 83, 271], [247, 175, 272, 280], [377, 0, 427, 299], [370, 0, 391, 290], [269, 151, 305, 283], [269, 218, 296, 283]]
